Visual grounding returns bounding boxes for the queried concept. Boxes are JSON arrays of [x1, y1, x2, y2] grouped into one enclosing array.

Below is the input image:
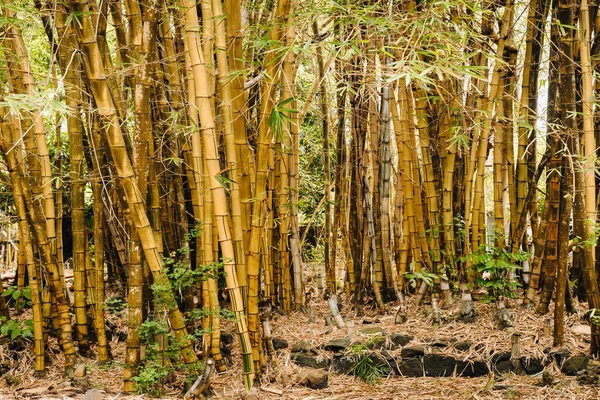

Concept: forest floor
[[0, 275, 599, 399]]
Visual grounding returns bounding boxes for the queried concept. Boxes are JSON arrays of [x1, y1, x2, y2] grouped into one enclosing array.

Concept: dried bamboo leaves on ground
[[0, 296, 598, 399]]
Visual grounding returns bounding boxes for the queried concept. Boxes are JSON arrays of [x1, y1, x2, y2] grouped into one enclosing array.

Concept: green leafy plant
[[104, 296, 125, 314], [466, 244, 528, 303], [132, 359, 172, 397], [352, 355, 390, 385], [347, 337, 390, 385], [0, 317, 33, 340], [1, 286, 32, 309], [403, 266, 440, 289]]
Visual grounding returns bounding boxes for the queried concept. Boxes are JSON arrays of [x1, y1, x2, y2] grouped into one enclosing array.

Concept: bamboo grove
[[1, 0, 600, 393]]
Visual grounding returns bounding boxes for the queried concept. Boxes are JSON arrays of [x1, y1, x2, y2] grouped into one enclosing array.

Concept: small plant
[[348, 353, 390, 385], [347, 337, 390, 384], [0, 317, 33, 340], [466, 244, 528, 303], [132, 360, 172, 397], [403, 266, 440, 289], [1, 286, 32, 309], [104, 296, 125, 314]]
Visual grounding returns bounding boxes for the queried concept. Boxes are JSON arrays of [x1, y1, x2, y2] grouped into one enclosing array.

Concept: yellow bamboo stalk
[[67, 0, 197, 367], [179, 0, 254, 387]]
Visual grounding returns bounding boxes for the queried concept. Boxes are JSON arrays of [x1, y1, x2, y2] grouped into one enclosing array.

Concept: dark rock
[[398, 357, 423, 377], [548, 348, 571, 366], [494, 360, 513, 374], [492, 352, 512, 364], [360, 327, 387, 336], [291, 353, 331, 369], [430, 339, 449, 348], [220, 345, 231, 357], [456, 359, 489, 377], [577, 365, 600, 385], [362, 319, 380, 324], [423, 354, 456, 377], [368, 352, 392, 368], [220, 332, 234, 346], [491, 352, 513, 374], [332, 355, 355, 374], [380, 350, 396, 362], [299, 370, 328, 389], [291, 340, 317, 354], [366, 336, 387, 350], [390, 333, 413, 347], [401, 346, 425, 358], [272, 337, 288, 350], [324, 338, 350, 352], [520, 357, 543, 375], [562, 355, 589, 376], [474, 343, 486, 352], [455, 341, 472, 351]]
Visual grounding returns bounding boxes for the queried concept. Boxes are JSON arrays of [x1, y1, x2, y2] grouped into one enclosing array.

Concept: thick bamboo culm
[[67, 0, 197, 368]]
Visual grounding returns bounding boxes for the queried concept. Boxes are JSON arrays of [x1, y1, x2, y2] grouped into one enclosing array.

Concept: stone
[[221, 332, 234, 346], [366, 335, 387, 349], [332, 355, 355, 374], [360, 327, 387, 336], [368, 352, 392, 369], [577, 365, 600, 385], [562, 355, 589, 376], [84, 389, 105, 400], [520, 357, 543, 375], [272, 337, 288, 350], [291, 340, 314, 354], [572, 324, 592, 336], [398, 357, 423, 377], [423, 354, 456, 377], [429, 339, 449, 348], [456, 359, 489, 377], [290, 353, 331, 369], [548, 348, 571, 366], [324, 338, 350, 352], [494, 360, 513, 375], [299, 370, 328, 389], [473, 343, 486, 352], [492, 352, 511, 364], [455, 341, 472, 351], [390, 333, 413, 347], [401, 346, 425, 358]]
